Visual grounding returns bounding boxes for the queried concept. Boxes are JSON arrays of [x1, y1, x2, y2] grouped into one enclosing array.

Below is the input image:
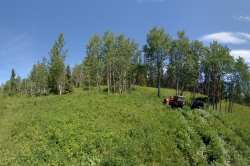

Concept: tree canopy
[[1, 27, 250, 108]]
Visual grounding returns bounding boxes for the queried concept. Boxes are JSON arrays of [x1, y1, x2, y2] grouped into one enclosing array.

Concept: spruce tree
[[48, 33, 67, 95], [64, 65, 73, 93], [9, 68, 17, 96]]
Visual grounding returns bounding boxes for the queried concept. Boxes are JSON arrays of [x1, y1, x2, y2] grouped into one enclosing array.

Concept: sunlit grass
[[0, 86, 249, 165]]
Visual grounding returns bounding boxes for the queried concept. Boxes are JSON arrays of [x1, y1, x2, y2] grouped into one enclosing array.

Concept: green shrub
[[0, 86, 250, 165]]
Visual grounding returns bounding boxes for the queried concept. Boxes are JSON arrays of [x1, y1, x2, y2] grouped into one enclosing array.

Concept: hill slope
[[0, 86, 250, 165]]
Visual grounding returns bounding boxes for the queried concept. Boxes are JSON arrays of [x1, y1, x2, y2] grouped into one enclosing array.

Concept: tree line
[[1, 26, 250, 111]]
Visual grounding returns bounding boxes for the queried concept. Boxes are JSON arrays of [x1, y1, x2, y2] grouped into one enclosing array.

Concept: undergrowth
[[0, 86, 249, 165]]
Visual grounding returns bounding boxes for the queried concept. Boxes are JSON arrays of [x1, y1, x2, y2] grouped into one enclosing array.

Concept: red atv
[[163, 96, 186, 109]]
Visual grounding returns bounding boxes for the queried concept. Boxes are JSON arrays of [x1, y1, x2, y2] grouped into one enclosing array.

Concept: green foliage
[[48, 33, 68, 95], [0, 86, 250, 165], [229, 57, 250, 105], [2, 27, 250, 106], [64, 65, 74, 94], [9, 68, 18, 96], [83, 33, 103, 92], [169, 30, 193, 96], [83, 30, 140, 94], [201, 41, 234, 110], [133, 63, 147, 86], [144, 26, 171, 98], [29, 57, 49, 93], [72, 64, 84, 87]]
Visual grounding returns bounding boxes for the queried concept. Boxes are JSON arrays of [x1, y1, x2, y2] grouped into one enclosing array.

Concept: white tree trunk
[[59, 84, 62, 95]]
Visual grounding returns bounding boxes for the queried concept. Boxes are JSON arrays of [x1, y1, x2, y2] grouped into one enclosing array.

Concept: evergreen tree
[[48, 33, 67, 95], [64, 65, 74, 93], [9, 68, 17, 96]]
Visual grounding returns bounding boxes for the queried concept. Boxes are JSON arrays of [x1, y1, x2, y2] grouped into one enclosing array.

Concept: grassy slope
[[0, 86, 249, 165]]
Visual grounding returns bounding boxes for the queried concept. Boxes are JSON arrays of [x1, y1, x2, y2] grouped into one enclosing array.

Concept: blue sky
[[1, 0, 250, 84]]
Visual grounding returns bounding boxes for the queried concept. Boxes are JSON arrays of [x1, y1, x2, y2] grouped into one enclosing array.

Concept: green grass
[[0, 86, 249, 165]]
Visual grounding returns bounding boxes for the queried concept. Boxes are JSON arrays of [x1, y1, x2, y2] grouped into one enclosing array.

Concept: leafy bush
[[0, 86, 249, 165]]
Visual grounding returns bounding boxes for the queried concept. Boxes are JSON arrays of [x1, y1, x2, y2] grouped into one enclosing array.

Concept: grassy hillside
[[0, 86, 250, 165]]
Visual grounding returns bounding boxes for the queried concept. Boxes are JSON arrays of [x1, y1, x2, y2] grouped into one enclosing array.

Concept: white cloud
[[237, 16, 250, 22], [137, 0, 165, 3], [232, 13, 250, 23], [230, 50, 250, 63], [200, 32, 250, 44]]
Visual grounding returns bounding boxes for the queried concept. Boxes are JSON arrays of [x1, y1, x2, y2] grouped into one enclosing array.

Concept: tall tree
[[143, 26, 171, 98], [37, 57, 49, 92], [64, 65, 74, 93], [48, 33, 67, 95], [19, 78, 29, 95], [84, 33, 103, 93], [227, 57, 250, 112], [0, 82, 4, 92], [29, 58, 48, 94], [115, 34, 140, 93], [127, 43, 144, 89], [233, 57, 250, 104], [72, 64, 84, 87], [83, 31, 140, 93], [16, 75, 21, 94], [83, 56, 93, 90], [133, 62, 147, 86], [102, 30, 116, 93], [29, 64, 38, 92], [201, 41, 234, 110], [244, 88, 250, 106], [169, 30, 192, 96], [189, 40, 204, 99], [3, 81, 10, 95], [9, 68, 17, 96]]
